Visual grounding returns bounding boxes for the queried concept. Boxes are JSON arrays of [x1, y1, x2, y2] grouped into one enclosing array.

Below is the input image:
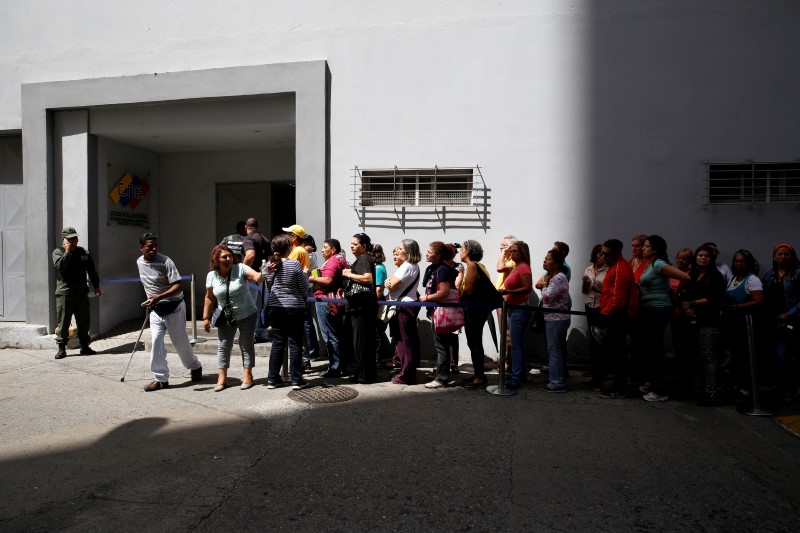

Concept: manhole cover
[[288, 385, 359, 404]]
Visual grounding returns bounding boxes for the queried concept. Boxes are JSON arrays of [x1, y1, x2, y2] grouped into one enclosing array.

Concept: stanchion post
[[487, 300, 516, 396], [189, 274, 207, 345], [740, 313, 773, 416]]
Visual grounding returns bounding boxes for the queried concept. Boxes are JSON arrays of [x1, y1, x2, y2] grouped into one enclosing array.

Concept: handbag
[[327, 287, 345, 316], [433, 289, 465, 333], [212, 269, 238, 327], [378, 272, 419, 324], [530, 301, 545, 333]]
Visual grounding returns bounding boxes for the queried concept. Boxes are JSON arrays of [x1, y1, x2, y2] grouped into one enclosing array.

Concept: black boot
[[55, 344, 67, 359], [80, 345, 97, 355]]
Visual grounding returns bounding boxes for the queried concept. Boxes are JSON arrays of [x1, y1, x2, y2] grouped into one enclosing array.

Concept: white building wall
[[2, 1, 799, 354]]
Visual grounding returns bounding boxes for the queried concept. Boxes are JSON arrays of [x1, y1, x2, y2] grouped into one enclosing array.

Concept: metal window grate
[[352, 165, 491, 230], [705, 162, 800, 205], [358, 167, 474, 207]]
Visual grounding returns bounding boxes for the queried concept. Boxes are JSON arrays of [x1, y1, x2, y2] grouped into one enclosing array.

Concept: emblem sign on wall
[[108, 170, 151, 227]]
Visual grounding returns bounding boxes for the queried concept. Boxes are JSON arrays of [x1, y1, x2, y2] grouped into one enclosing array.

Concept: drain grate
[[288, 385, 359, 404]]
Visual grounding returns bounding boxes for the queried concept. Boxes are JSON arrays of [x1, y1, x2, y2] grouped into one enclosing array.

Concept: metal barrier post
[[189, 274, 207, 345], [487, 300, 516, 396], [739, 314, 773, 416]]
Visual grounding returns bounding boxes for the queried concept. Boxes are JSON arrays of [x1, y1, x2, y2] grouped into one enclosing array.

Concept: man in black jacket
[[52, 227, 101, 359]]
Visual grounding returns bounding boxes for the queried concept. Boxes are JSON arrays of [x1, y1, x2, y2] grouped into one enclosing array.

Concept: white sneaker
[[424, 380, 445, 389], [643, 391, 669, 402], [529, 368, 542, 375]]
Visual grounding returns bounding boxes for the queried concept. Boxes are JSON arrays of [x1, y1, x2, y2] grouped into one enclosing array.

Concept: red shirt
[[601, 258, 638, 317], [503, 263, 532, 306]]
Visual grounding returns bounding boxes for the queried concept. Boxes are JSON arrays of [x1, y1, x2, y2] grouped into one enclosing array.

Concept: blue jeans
[[507, 307, 532, 385], [316, 301, 342, 372], [303, 300, 319, 363], [545, 319, 570, 388], [249, 281, 268, 340]]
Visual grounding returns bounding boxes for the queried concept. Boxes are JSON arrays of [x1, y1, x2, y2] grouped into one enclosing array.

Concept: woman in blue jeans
[[540, 249, 571, 392], [309, 239, 347, 378], [498, 241, 533, 389]]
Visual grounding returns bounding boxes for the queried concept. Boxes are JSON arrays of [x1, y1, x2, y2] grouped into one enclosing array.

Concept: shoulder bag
[[212, 269, 237, 327], [433, 289, 465, 334], [378, 272, 419, 323]]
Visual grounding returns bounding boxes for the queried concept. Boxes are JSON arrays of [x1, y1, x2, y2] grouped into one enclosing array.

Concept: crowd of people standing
[[58, 219, 794, 407]]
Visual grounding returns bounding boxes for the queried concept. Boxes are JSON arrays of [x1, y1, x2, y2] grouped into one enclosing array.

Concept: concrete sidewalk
[[1, 335, 799, 531]]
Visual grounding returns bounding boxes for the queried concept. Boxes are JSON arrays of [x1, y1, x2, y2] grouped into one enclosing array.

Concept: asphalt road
[[0, 347, 798, 532]]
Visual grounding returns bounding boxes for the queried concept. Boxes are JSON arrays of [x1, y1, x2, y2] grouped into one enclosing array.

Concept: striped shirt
[[267, 258, 308, 309]]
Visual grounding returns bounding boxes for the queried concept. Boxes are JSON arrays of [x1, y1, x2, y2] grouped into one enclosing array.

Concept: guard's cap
[[61, 227, 78, 238]]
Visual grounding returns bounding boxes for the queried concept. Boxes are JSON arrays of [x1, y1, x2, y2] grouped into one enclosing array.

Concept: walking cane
[[120, 308, 150, 382]]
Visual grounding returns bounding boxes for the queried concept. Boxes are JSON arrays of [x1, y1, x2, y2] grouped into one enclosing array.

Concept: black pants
[[350, 298, 378, 382], [601, 313, 629, 393], [464, 308, 490, 378]]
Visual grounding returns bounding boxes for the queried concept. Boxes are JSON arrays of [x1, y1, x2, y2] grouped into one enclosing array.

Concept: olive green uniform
[[53, 246, 100, 346]]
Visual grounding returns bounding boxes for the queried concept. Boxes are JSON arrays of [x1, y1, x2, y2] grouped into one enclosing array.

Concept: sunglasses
[[141, 232, 158, 241]]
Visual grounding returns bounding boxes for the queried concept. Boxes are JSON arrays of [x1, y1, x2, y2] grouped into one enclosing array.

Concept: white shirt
[[388, 262, 420, 302]]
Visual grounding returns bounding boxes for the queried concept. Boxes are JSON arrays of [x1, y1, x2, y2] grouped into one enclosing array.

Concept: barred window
[[707, 163, 800, 204], [359, 167, 474, 207]]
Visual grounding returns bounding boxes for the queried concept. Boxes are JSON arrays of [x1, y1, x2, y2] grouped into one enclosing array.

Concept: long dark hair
[[646, 234, 670, 264], [271, 234, 292, 272], [353, 232, 373, 253]]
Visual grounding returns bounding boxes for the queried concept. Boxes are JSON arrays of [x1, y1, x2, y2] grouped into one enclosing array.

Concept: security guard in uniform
[[52, 227, 101, 359]]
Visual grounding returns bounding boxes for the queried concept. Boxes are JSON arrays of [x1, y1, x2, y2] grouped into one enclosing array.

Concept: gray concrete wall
[[96, 137, 160, 332], [158, 148, 295, 315]]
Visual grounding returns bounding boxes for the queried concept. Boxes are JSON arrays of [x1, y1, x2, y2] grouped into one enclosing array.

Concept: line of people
[[128, 223, 799, 405], [584, 236, 799, 407]]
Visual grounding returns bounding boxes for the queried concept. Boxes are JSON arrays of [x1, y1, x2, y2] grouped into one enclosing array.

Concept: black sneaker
[[144, 380, 169, 392], [292, 381, 310, 390], [191, 366, 203, 382], [542, 384, 567, 393], [79, 346, 97, 356], [599, 390, 625, 399], [321, 370, 341, 378], [267, 379, 285, 389], [55, 346, 67, 359]]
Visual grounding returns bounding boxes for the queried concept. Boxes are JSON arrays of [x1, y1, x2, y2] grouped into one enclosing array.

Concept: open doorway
[[216, 182, 296, 243]]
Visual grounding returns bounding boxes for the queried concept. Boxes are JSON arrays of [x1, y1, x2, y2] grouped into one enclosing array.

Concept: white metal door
[[0, 185, 25, 320]]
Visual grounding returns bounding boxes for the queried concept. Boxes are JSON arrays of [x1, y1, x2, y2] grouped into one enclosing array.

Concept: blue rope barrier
[[306, 296, 588, 316], [99, 275, 192, 283]]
